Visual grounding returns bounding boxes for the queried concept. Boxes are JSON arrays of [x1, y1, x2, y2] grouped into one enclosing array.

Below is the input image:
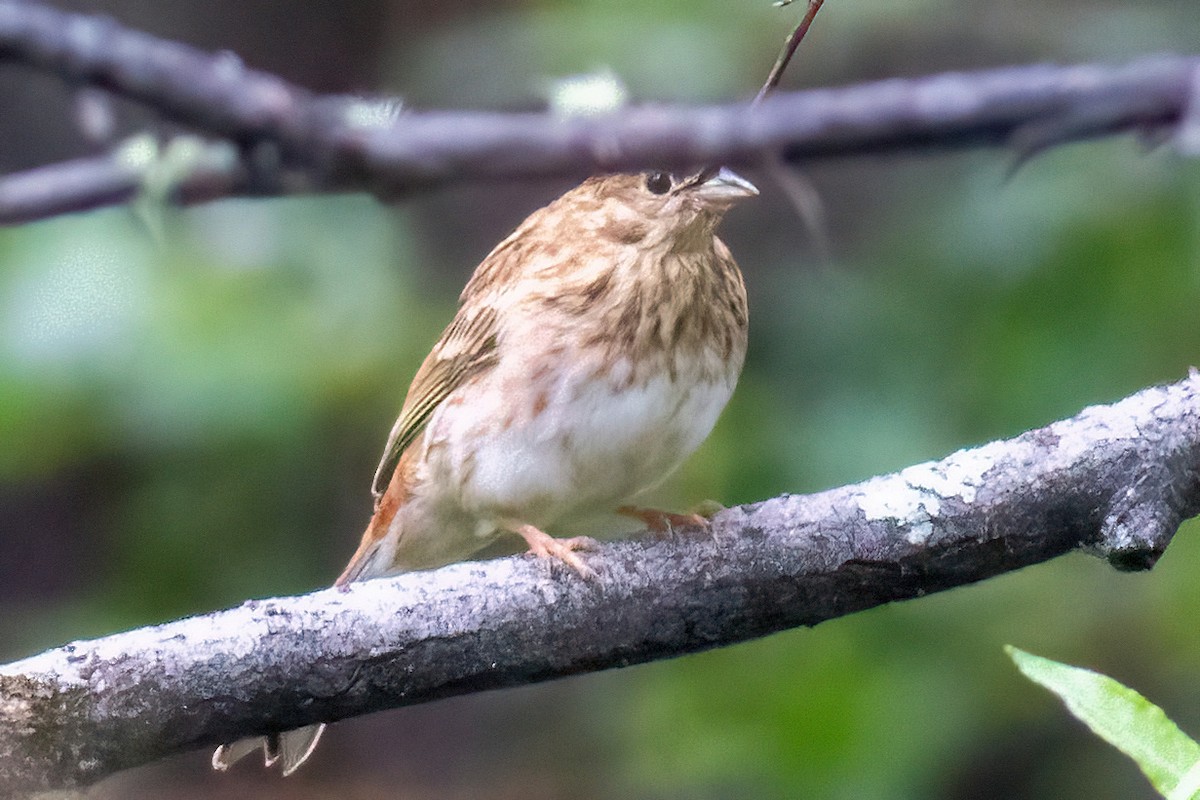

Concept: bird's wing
[[370, 304, 500, 503]]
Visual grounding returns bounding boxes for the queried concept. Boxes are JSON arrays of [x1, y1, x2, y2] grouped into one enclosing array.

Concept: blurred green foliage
[[2, 1, 1200, 799]]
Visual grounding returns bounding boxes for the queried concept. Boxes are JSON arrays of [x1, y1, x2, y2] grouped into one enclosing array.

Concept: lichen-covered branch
[[3, 373, 1199, 797], [0, 0, 1198, 223]]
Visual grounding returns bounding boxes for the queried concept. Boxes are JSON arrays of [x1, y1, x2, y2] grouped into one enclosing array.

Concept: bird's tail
[[335, 469, 406, 585], [211, 492, 401, 775], [211, 724, 326, 777]]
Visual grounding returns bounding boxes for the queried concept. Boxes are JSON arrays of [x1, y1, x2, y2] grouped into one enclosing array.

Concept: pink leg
[[617, 505, 708, 534], [506, 522, 598, 579]]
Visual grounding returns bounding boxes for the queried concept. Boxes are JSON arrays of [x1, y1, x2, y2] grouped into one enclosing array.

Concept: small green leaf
[[1007, 646, 1200, 800]]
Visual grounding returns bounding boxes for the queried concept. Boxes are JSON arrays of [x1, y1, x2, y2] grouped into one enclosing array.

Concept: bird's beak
[[691, 167, 758, 205]]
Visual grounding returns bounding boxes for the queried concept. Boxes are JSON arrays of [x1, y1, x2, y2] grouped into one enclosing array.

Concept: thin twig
[[751, 0, 832, 266], [754, 0, 826, 105], [764, 153, 834, 271]]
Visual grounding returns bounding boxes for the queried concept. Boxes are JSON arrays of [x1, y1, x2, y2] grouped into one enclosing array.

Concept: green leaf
[[1006, 646, 1200, 800]]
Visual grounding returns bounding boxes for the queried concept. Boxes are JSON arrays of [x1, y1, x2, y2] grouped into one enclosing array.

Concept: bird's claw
[[512, 523, 598, 579], [617, 505, 709, 535]]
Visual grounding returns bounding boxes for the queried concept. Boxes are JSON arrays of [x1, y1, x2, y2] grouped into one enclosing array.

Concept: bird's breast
[[427, 344, 739, 529], [421, 242, 747, 530]]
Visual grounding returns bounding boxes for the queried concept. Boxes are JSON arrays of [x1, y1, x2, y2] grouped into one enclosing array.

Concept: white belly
[[425, 354, 737, 532]]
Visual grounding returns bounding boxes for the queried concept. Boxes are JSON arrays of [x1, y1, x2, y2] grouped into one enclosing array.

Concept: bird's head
[[569, 167, 758, 250]]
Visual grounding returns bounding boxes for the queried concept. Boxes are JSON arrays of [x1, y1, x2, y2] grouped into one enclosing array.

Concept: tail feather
[[275, 724, 327, 776], [212, 724, 326, 775], [211, 736, 264, 771], [336, 490, 400, 586], [213, 466, 400, 774]]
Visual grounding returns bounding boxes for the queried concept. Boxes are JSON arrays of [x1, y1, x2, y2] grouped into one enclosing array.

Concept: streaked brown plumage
[[213, 167, 756, 775]]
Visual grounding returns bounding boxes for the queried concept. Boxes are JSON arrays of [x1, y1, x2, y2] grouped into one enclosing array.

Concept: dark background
[[2, 1, 1200, 797]]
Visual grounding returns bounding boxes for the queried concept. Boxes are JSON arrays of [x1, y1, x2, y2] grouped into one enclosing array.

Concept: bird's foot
[[617, 505, 709, 535], [511, 523, 598, 579]]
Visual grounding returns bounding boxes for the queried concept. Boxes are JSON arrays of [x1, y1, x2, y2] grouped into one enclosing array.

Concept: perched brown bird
[[212, 166, 756, 775]]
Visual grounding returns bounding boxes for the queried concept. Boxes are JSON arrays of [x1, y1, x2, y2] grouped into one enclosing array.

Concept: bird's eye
[[644, 171, 672, 195]]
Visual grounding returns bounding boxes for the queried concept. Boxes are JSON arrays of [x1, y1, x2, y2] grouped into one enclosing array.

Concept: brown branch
[[3, 373, 1200, 797], [0, 1, 1196, 223]]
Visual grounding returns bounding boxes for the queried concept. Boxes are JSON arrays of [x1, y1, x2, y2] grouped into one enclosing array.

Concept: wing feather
[[370, 304, 500, 503]]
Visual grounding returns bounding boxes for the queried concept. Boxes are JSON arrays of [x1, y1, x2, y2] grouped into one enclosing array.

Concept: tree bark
[[3, 373, 1200, 797]]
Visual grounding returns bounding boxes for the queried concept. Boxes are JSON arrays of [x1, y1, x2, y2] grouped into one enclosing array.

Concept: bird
[[212, 166, 756, 775]]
